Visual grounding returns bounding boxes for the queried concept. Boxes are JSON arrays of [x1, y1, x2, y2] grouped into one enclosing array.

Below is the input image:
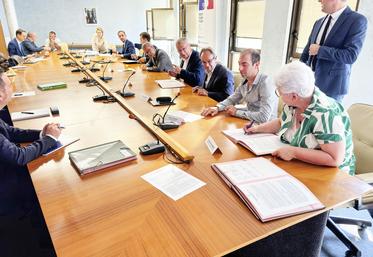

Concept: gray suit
[[146, 49, 173, 72]]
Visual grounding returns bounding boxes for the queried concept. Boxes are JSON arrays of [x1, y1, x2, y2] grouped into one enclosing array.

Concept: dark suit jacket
[[0, 119, 56, 167], [120, 40, 136, 59], [21, 39, 44, 55], [7, 38, 25, 57], [300, 7, 367, 99], [146, 49, 173, 72], [203, 63, 234, 102], [0, 119, 56, 215], [177, 50, 205, 86]]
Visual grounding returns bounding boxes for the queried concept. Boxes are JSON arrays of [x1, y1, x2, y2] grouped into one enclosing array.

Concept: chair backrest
[[233, 72, 242, 90], [348, 103, 373, 174], [60, 42, 68, 53]]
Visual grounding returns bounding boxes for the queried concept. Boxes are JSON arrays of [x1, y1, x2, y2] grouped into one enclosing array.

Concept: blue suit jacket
[[0, 119, 56, 215], [177, 50, 205, 87], [120, 40, 136, 59], [300, 7, 367, 99], [7, 38, 25, 56], [203, 63, 234, 102], [21, 39, 44, 55]]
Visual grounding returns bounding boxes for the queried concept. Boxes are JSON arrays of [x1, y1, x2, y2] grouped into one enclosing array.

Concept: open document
[[142, 164, 206, 201], [223, 128, 287, 155], [212, 157, 324, 222]]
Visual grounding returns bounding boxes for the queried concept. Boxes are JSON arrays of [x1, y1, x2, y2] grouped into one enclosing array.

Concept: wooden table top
[[7, 53, 372, 257]]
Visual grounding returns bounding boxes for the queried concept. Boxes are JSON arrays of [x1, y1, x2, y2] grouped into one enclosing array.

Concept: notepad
[[12, 91, 36, 98], [68, 140, 137, 175], [222, 128, 287, 155], [43, 135, 80, 156], [156, 79, 185, 89], [122, 60, 138, 64], [11, 108, 50, 121], [166, 111, 203, 123], [212, 157, 325, 222], [37, 82, 67, 91]]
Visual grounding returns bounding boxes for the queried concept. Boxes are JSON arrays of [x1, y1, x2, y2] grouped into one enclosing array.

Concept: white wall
[[0, 1, 11, 43], [260, 0, 293, 77], [344, 0, 373, 108], [12, 0, 168, 46]]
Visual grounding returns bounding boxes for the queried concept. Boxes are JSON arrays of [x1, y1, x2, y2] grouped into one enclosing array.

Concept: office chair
[[327, 103, 373, 257]]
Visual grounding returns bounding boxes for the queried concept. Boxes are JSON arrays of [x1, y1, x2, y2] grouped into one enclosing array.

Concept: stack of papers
[[165, 111, 203, 124], [43, 135, 80, 156], [156, 79, 185, 89]]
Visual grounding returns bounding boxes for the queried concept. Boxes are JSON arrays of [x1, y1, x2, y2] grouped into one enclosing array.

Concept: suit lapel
[[206, 64, 219, 89], [311, 17, 325, 44], [324, 6, 351, 45]]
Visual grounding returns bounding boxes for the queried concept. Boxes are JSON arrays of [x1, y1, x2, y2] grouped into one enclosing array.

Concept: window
[[151, 8, 177, 40], [288, 0, 359, 61], [228, 0, 266, 72]]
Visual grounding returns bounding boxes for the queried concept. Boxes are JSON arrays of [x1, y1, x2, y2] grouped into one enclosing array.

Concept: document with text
[[142, 164, 206, 201], [212, 157, 324, 222], [223, 128, 287, 155], [156, 79, 185, 89]]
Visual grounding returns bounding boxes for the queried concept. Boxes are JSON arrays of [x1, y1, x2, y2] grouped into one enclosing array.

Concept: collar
[[244, 72, 261, 87], [330, 5, 347, 20], [207, 64, 217, 77], [303, 87, 327, 119], [182, 51, 192, 63]]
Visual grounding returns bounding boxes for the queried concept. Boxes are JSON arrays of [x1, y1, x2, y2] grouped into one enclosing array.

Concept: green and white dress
[[278, 87, 355, 175]]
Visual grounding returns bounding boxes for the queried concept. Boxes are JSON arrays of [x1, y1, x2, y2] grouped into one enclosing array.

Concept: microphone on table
[[89, 61, 100, 72], [91, 81, 114, 102], [99, 61, 112, 82], [152, 93, 181, 130], [116, 71, 136, 97]]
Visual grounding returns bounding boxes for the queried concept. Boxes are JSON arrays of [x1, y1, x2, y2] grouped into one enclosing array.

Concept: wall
[[12, 0, 168, 46], [344, 0, 373, 108], [0, 1, 10, 43]]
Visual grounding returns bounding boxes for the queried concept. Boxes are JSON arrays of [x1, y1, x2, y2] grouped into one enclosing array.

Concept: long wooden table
[[8, 53, 372, 257]]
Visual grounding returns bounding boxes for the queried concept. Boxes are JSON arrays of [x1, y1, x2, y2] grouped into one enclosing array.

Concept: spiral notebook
[[68, 140, 137, 175]]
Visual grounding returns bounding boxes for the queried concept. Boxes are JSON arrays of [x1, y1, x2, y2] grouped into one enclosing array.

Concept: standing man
[[201, 49, 277, 123], [168, 38, 205, 87], [141, 43, 172, 72], [7, 29, 27, 57], [193, 47, 234, 102], [117, 30, 136, 59], [300, 0, 367, 101], [22, 32, 51, 55]]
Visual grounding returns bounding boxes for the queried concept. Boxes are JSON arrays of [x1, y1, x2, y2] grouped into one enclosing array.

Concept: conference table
[[7, 52, 372, 257]]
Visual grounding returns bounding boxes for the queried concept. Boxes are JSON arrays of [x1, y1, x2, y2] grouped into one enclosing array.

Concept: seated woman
[[244, 61, 355, 175], [91, 27, 109, 53]]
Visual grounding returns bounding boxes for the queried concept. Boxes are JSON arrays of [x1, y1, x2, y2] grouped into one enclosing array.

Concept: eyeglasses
[[275, 88, 280, 97]]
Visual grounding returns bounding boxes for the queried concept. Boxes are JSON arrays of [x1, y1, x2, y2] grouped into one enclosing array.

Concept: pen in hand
[[244, 120, 255, 135]]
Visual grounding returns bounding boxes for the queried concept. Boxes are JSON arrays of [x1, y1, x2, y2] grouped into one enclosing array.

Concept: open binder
[[212, 157, 324, 222], [69, 140, 136, 175]]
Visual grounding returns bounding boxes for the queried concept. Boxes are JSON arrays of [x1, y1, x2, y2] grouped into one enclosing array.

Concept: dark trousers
[[226, 212, 329, 257]]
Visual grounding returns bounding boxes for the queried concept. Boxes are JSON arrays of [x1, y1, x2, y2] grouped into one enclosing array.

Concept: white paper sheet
[[12, 91, 36, 98], [141, 164, 206, 201]]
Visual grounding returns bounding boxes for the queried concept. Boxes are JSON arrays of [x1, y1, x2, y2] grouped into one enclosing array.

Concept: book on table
[[222, 128, 287, 155], [212, 157, 325, 222], [37, 82, 67, 91], [68, 140, 137, 175]]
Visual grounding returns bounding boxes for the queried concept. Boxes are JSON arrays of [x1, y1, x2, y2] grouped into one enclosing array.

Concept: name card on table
[[205, 136, 221, 155]]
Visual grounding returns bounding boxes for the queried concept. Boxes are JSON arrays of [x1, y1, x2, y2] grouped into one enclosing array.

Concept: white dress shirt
[[316, 5, 347, 44]]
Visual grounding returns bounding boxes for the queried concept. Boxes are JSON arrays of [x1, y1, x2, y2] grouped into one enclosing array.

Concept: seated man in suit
[[45, 31, 61, 51], [7, 28, 27, 57], [168, 38, 205, 87], [0, 63, 61, 168], [117, 30, 136, 59], [141, 43, 172, 72], [132, 32, 152, 63], [22, 32, 50, 55], [201, 48, 278, 123], [192, 47, 234, 102]]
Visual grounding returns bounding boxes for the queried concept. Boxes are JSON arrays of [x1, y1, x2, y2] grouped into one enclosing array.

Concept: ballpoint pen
[[21, 111, 34, 114], [244, 120, 255, 135]]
